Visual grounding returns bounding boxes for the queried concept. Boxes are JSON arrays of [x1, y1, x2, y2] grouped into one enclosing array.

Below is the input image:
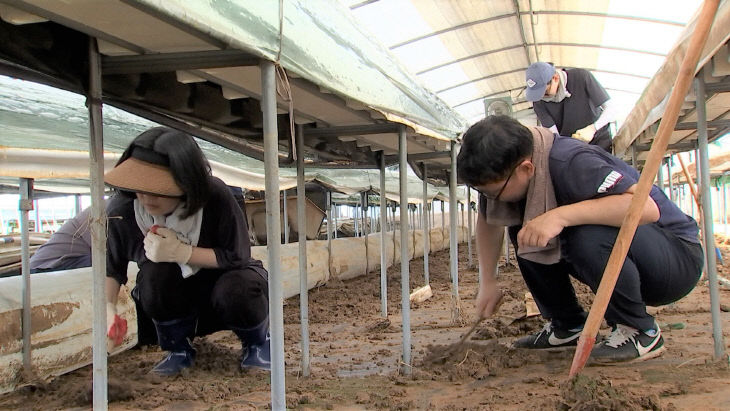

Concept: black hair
[[116, 127, 212, 218], [457, 115, 534, 187]]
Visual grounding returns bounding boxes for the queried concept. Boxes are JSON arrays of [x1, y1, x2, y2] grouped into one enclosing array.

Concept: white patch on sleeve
[[597, 170, 623, 193]]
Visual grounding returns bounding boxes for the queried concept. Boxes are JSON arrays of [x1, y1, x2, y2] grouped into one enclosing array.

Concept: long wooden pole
[[568, 0, 719, 377]]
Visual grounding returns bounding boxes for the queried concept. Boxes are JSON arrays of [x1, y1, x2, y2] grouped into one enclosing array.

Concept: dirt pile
[[0, 241, 728, 409], [551, 374, 665, 410]]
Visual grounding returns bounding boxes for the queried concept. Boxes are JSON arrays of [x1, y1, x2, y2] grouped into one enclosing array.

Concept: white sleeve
[[594, 99, 617, 131], [548, 125, 558, 134]]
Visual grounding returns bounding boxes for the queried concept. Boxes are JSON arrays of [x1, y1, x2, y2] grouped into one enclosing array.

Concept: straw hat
[[105, 150, 183, 197]]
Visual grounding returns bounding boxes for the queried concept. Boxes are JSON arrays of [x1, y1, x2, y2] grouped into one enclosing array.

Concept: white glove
[[572, 124, 596, 142], [143, 226, 193, 264]]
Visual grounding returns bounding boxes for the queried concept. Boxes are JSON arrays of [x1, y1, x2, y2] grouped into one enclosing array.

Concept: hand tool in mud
[[568, 0, 719, 378], [437, 316, 485, 360], [454, 315, 485, 348], [438, 290, 503, 360]]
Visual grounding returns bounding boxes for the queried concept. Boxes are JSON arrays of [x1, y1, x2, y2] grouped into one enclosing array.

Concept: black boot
[[231, 317, 270, 371], [151, 315, 197, 376]]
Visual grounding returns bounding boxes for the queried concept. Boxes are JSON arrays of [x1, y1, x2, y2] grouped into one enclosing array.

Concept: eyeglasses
[[473, 164, 518, 201]]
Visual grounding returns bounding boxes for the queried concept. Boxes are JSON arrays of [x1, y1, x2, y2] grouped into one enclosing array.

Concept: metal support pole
[[74, 194, 83, 215], [411, 204, 416, 250], [261, 60, 285, 410], [504, 228, 510, 266], [19, 178, 32, 373], [418, 204, 422, 229], [295, 124, 310, 377], [326, 191, 332, 276], [696, 74, 725, 359], [667, 156, 675, 203], [460, 202, 464, 229], [362, 192, 369, 274], [467, 187, 473, 269], [353, 204, 359, 237], [431, 198, 436, 227], [422, 163, 430, 286], [380, 153, 388, 317], [33, 199, 40, 233], [695, 149, 701, 188], [391, 203, 397, 265], [631, 144, 637, 167], [722, 174, 727, 237], [333, 202, 338, 239], [441, 200, 445, 230], [88, 38, 108, 411], [283, 189, 289, 244], [657, 158, 665, 192], [449, 141, 460, 319], [398, 126, 411, 375]]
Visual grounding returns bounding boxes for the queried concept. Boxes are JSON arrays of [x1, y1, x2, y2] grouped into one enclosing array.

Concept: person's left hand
[[517, 210, 566, 248], [143, 226, 193, 264], [572, 124, 596, 142]]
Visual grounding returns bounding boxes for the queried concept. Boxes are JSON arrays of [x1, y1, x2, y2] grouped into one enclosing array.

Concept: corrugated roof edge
[[132, 0, 466, 140], [613, 0, 730, 155]]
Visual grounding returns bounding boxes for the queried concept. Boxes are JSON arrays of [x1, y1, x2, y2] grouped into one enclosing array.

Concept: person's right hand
[[143, 226, 193, 264], [572, 124, 596, 142], [475, 285, 503, 319], [106, 302, 127, 351]]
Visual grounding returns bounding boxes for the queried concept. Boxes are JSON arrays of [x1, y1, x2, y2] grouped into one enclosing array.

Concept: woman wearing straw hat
[[104, 127, 270, 376]]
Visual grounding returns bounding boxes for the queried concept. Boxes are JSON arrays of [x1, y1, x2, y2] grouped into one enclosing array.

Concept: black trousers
[[589, 124, 613, 153], [508, 223, 703, 331], [133, 261, 269, 344]]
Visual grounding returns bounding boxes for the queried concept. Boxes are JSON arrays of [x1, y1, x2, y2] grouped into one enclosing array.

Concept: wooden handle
[[569, 0, 720, 377]]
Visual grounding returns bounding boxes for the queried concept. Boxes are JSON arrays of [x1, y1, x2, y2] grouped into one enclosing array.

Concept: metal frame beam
[[634, 141, 697, 152], [421, 42, 664, 77], [675, 119, 730, 130], [302, 123, 401, 138], [451, 67, 652, 109], [389, 10, 683, 50], [1, 0, 146, 54], [101, 50, 259, 74], [384, 150, 451, 163], [119, 0, 227, 49], [704, 79, 730, 93]]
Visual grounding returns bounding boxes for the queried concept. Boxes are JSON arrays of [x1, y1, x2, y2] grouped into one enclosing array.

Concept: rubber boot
[[232, 317, 270, 371], [150, 315, 197, 376]]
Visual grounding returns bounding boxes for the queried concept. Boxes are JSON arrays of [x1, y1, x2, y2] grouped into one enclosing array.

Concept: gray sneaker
[[513, 321, 582, 350], [591, 323, 665, 364]]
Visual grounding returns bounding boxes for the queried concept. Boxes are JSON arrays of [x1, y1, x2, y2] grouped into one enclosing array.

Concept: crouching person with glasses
[[458, 115, 703, 363]]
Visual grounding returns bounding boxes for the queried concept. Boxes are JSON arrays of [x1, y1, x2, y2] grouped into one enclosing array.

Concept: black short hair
[[117, 127, 212, 218], [457, 115, 534, 187]]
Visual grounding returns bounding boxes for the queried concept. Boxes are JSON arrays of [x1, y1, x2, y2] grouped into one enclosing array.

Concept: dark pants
[[133, 261, 269, 345], [508, 223, 703, 331], [589, 124, 613, 153], [31, 254, 92, 274]]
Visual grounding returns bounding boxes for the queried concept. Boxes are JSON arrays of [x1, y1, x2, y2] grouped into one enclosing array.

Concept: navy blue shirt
[[549, 136, 699, 243]]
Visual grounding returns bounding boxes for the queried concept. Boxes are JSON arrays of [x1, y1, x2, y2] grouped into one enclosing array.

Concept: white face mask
[[541, 69, 571, 103]]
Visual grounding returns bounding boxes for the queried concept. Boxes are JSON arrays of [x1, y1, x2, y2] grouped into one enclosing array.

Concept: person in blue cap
[[525, 61, 616, 152]]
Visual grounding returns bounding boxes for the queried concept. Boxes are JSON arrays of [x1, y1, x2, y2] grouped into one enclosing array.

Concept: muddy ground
[[1, 236, 729, 410]]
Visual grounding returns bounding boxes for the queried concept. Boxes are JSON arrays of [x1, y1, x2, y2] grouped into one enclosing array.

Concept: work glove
[[106, 301, 128, 351], [143, 226, 193, 264], [572, 123, 596, 142]]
